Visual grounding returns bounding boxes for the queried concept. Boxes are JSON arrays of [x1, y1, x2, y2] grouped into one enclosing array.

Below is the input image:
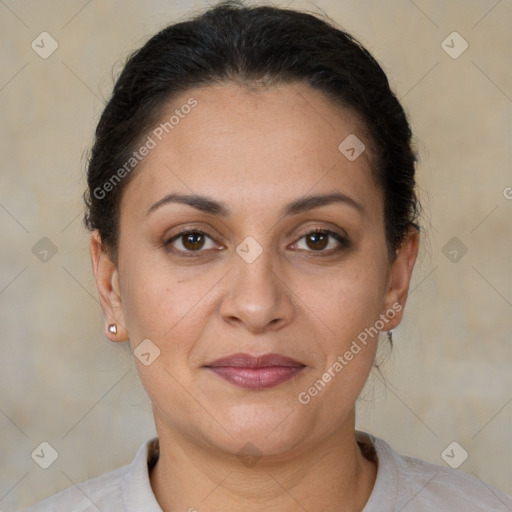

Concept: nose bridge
[[220, 236, 293, 331]]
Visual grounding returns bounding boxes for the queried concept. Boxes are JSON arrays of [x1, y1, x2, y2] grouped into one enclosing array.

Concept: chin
[[203, 405, 316, 457]]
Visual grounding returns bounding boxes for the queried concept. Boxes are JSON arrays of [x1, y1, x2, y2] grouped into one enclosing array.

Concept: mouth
[[204, 353, 306, 389]]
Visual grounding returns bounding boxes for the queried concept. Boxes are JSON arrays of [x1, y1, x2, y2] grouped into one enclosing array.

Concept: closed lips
[[204, 353, 306, 390]]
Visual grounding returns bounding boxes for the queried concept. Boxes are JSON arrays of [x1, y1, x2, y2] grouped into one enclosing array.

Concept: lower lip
[[207, 366, 304, 389]]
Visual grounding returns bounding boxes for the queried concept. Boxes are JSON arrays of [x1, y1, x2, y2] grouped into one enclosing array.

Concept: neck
[[149, 410, 377, 512]]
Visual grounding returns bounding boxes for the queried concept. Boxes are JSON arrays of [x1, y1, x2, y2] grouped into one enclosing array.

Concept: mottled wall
[[1, 0, 511, 509]]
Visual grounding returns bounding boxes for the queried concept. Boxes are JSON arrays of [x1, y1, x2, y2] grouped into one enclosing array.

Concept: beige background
[[1, 0, 511, 509]]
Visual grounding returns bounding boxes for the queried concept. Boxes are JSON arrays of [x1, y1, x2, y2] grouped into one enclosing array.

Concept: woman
[[21, 1, 512, 510]]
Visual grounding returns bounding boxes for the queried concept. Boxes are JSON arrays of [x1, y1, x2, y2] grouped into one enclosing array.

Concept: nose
[[219, 244, 295, 334]]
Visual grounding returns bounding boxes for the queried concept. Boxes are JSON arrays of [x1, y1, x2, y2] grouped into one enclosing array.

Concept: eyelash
[[163, 227, 350, 257]]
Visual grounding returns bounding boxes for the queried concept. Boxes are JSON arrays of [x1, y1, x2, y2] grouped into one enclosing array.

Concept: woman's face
[[93, 82, 418, 458]]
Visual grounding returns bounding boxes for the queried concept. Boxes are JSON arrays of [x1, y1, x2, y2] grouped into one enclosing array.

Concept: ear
[[381, 226, 420, 330], [90, 230, 129, 342]]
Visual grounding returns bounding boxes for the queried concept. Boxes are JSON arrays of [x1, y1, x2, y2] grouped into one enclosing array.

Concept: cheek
[[294, 254, 387, 406], [119, 249, 221, 349], [298, 266, 383, 408], [303, 257, 387, 340]]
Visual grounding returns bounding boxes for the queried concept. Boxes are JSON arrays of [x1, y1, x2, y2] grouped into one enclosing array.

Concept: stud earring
[[108, 324, 117, 334], [387, 330, 393, 347]]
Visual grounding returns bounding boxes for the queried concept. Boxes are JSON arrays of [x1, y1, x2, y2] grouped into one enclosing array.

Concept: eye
[[292, 228, 350, 254], [164, 229, 220, 255], [163, 227, 349, 257]]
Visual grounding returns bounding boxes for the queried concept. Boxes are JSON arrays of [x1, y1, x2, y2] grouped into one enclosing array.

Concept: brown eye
[[294, 229, 350, 254], [164, 229, 218, 255], [305, 231, 329, 250], [182, 232, 205, 251]]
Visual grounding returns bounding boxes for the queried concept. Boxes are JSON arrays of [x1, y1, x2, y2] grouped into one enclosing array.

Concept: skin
[[90, 81, 419, 511]]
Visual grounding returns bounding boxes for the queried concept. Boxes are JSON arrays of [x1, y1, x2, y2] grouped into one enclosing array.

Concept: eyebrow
[[146, 191, 365, 217]]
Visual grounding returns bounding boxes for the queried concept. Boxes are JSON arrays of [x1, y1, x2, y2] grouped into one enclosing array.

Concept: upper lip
[[205, 353, 305, 368]]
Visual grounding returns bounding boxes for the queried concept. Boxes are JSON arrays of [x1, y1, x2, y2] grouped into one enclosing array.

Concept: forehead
[[120, 82, 382, 222]]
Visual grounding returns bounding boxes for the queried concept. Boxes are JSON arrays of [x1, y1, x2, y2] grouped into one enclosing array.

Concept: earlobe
[[381, 226, 420, 330], [90, 231, 129, 342]]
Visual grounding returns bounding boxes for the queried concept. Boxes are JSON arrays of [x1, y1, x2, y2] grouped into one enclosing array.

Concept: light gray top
[[19, 431, 512, 511]]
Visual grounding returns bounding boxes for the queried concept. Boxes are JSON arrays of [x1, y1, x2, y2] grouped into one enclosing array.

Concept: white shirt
[[19, 430, 512, 511]]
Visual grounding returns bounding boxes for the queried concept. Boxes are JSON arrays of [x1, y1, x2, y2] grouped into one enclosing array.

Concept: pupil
[[308, 232, 327, 250], [185, 233, 203, 250]]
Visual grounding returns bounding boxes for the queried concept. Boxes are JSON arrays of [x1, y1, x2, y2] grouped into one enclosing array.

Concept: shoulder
[[18, 437, 161, 512], [18, 465, 126, 512], [358, 430, 512, 511]]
